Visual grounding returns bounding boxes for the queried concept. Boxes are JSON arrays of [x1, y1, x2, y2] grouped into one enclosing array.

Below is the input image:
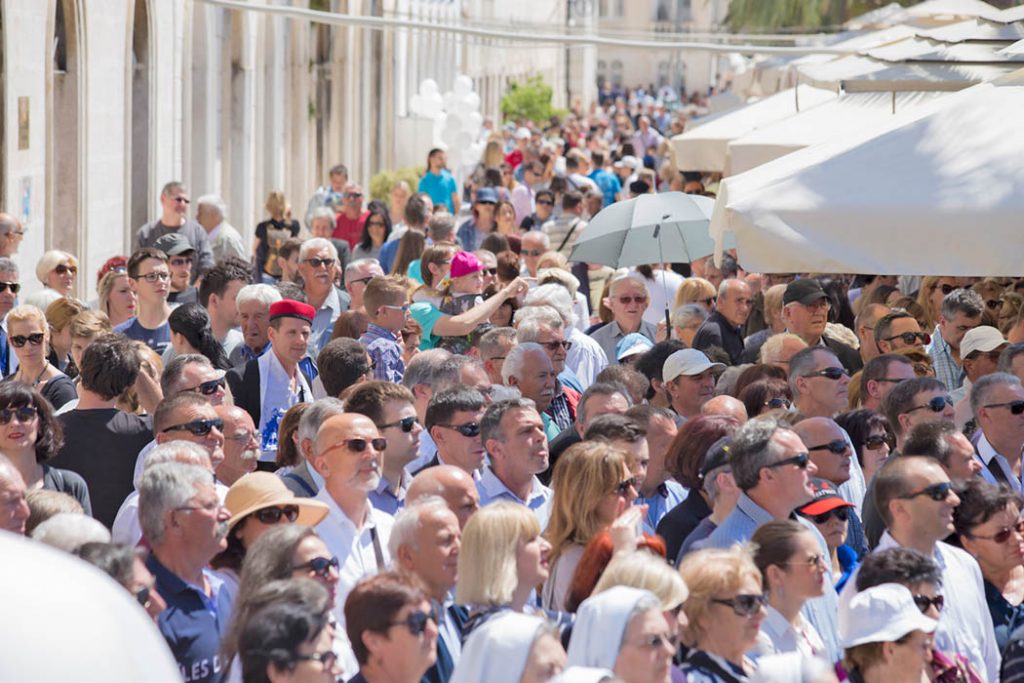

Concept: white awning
[[917, 17, 1024, 43], [797, 52, 1018, 91]]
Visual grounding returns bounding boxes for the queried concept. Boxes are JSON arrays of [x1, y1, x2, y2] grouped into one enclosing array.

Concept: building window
[[611, 59, 623, 88]]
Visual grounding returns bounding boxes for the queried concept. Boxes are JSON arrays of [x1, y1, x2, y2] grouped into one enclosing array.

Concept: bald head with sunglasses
[[313, 414, 385, 518], [793, 417, 853, 487]]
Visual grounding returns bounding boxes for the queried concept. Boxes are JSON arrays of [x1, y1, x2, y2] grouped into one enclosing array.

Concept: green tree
[[724, 0, 926, 31], [500, 76, 565, 124]]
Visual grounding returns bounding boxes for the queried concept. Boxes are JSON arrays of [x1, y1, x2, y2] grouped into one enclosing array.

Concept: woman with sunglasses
[[212, 472, 329, 604], [750, 520, 827, 658], [673, 278, 716, 315], [677, 545, 766, 682], [25, 250, 78, 311], [954, 478, 1024, 655], [352, 204, 392, 262], [796, 479, 859, 591], [98, 269, 138, 328], [738, 378, 793, 420], [835, 409, 893, 485], [917, 276, 959, 331], [3, 305, 77, 410]]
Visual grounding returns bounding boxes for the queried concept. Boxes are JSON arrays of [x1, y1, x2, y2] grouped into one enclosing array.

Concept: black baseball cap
[[700, 436, 733, 478], [784, 279, 828, 306]]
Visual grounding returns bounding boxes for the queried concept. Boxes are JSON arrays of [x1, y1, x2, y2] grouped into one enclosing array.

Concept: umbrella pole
[[654, 224, 671, 339]]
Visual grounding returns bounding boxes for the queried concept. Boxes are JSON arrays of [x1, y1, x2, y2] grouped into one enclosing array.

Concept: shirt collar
[[375, 471, 410, 499], [366, 322, 399, 341], [736, 492, 775, 527], [479, 467, 548, 505]]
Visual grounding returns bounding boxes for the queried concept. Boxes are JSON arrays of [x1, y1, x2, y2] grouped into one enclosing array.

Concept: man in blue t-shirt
[[417, 148, 460, 214], [115, 247, 174, 355], [588, 150, 622, 208]]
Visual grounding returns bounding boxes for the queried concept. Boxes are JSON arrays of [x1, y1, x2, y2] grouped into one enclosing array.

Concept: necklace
[[17, 364, 48, 388]]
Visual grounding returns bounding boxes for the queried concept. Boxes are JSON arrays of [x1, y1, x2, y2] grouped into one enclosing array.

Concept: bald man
[[213, 405, 259, 486], [0, 454, 29, 534], [311, 413, 395, 627], [407, 464, 481, 530], [702, 395, 748, 424]]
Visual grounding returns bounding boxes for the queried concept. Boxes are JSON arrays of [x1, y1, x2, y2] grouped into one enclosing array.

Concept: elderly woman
[[97, 269, 138, 328], [671, 304, 708, 347], [25, 250, 78, 311], [954, 478, 1024, 654], [451, 613, 566, 683], [567, 586, 675, 683], [674, 277, 716, 314], [3, 305, 77, 409], [677, 546, 767, 681], [44, 297, 85, 376]]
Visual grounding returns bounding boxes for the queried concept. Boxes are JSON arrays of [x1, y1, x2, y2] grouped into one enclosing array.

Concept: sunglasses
[[986, 299, 1003, 311], [712, 593, 768, 618], [484, 268, 497, 276], [390, 609, 438, 636], [913, 594, 945, 614], [539, 340, 572, 352], [0, 282, 21, 294], [906, 395, 953, 414], [382, 303, 411, 313], [184, 377, 226, 396], [985, 400, 1024, 416], [536, 200, 554, 206], [54, 264, 78, 276], [863, 434, 891, 450], [133, 271, 171, 283], [253, 505, 300, 525], [765, 453, 810, 470], [294, 650, 338, 670], [303, 257, 336, 268], [615, 477, 639, 496], [784, 552, 827, 569], [345, 192, 363, 199], [294, 555, 340, 579], [331, 437, 388, 453], [969, 520, 1024, 544], [9, 333, 44, 348], [367, 220, 387, 228], [932, 283, 957, 295], [883, 331, 931, 346], [135, 584, 152, 609], [349, 276, 375, 286], [803, 507, 850, 525], [898, 481, 953, 502], [161, 417, 225, 437], [380, 415, 420, 432], [764, 398, 792, 410], [438, 422, 481, 438], [0, 405, 38, 424], [808, 439, 849, 455], [615, 295, 649, 305], [804, 367, 848, 381], [523, 249, 545, 257]]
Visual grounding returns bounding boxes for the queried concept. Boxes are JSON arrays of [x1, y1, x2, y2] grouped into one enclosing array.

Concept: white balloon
[[467, 112, 484, 132], [420, 79, 439, 97], [465, 92, 481, 111], [443, 92, 459, 111], [444, 113, 463, 132], [454, 74, 473, 97], [455, 131, 473, 150], [409, 94, 424, 115], [441, 126, 459, 146]]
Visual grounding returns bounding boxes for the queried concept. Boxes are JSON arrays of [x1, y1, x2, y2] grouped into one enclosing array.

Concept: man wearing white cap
[[951, 325, 1007, 429], [662, 349, 724, 421]]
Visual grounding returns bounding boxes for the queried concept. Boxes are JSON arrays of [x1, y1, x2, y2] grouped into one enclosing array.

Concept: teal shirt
[[418, 170, 458, 213]]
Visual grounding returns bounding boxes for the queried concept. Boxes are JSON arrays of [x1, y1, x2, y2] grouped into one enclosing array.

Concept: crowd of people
[[4, 103, 1024, 683]]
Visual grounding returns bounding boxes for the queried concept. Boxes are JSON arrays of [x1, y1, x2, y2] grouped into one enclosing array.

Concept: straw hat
[[224, 472, 329, 531]]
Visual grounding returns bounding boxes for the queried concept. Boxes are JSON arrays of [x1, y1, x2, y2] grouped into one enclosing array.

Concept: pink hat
[[450, 251, 484, 279]]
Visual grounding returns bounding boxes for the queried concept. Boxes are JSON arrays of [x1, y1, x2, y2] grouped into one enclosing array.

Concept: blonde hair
[[363, 276, 409, 317], [35, 250, 77, 285], [763, 284, 787, 324], [544, 441, 629, 563], [265, 191, 287, 219], [594, 551, 689, 611], [98, 271, 131, 318], [45, 297, 86, 332], [678, 545, 762, 643], [916, 276, 941, 329], [7, 304, 48, 334], [483, 137, 504, 168], [536, 252, 569, 272], [25, 489, 84, 535], [69, 310, 113, 340], [674, 277, 716, 309], [456, 502, 541, 606]]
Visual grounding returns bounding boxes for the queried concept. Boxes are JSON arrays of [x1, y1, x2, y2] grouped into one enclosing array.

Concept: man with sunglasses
[[298, 238, 350, 357], [134, 181, 214, 282], [333, 182, 370, 248], [874, 310, 929, 355], [882, 377, 955, 452], [418, 387, 487, 477], [153, 394, 226, 471], [926, 288, 985, 392], [519, 189, 556, 232], [782, 279, 862, 374], [0, 257, 21, 376], [952, 326, 1008, 429], [972, 372, 1024, 492], [868, 456, 1000, 681], [116, 248, 174, 355], [591, 273, 658, 366]]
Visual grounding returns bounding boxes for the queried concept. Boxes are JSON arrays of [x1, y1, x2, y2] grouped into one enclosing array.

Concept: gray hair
[[787, 346, 836, 394], [402, 348, 455, 391], [671, 304, 707, 330], [522, 231, 550, 249], [137, 463, 213, 545], [297, 398, 347, 453], [0, 214, 20, 236], [308, 207, 336, 226], [515, 307, 564, 342], [537, 268, 580, 297], [388, 495, 451, 558], [31, 513, 111, 552], [971, 372, 1023, 421], [717, 278, 744, 300], [999, 343, 1024, 374], [344, 257, 382, 281], [729, 417, 790, 491], [161, 353, 213, 397], [147, 440, 212, 469], [501, 342, 546, 384], [0, 452, 19, 483], [523, 284, 574, 327], [298, 237, 338, 262], [195, 194, 227, 219], [235, 283, 282, 309], [578, 382, 633, 425], [0, 256, 18, 279], [428, 214, 456, 243], [480, 397, 538, 446], [760, 332, 805, 365], [479, 327, 517, 360], [941, 288, 984, 320]]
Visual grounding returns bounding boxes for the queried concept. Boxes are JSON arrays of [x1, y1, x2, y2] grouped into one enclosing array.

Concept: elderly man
[[972, 372, 1024, 490], [402, 350, 457, 469], [479, 327, 517, 385], [702, 395, 748, 423], [228, 284, 282, 367], [0, 213, 25, 258], [345, 382, 423, 515], [407, 465, 481, 530], [855, 303, 892, 365], [952, 326, 1008, 428], [134, 181, 214, 279], [0, 454, 29, 534], [859, 353, 916, 412], [590, 273, 658, 364], [307, 207, 351, 268], [212, 405, 258, 487], [789, 347, 851, 420], [0, 257, 20, 375], [782, 279, 861, 373], [523, 284, 609, 386], [418, 388, 487, 476], [139, 462, 231, 683], [874, 310, 928, 355], [926, 288, 985, 391], [882, 377, 955, 452], [758, 332, 807, 374], [198, 259, 250, 359], [333, 182, 370, 248], [195, 194, 246, 262], [515, 307, 581, 429], [311, 413, 395, 626], [693, 278, 753, 365], [662, 349, 724, 421], [478, 398, 553, 527], [868, 456, 1000, 680], [501, 342, 560, 441], [519, 230, 551, 279], [298, 238, 350, 356], [343, 258, 385, 315]]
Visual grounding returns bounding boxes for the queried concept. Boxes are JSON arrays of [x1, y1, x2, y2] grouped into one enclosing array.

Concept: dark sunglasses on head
[[380, 415, 420, 433], [765, 452, 810, 470], [439, 422, 480, 438], [985, 400, 1024, 416], [803, 507, 850, 525], [54, 264, 77, 276], [303, 257, 336, 269], [808, 439, 850, 455], [884, 331, 931, 346], [764, 397, 792, 410], [0, 281, 21, 294], [161, 417, 224, 437], [898, 481, 953, 502], [913, 594, 945, 614], [253, 505, 300, 525], [185, 377, 225, 396], [614, 477, 639, 496], [863, 434, 891, 450], [907, 395, 953, 414], [9, 333, 44, 348], [968, 520, 1024, 544], [391, 609, 438, 636], [294, 555, 340, 578], [712, 593, 768, 618], [0, 405, 38, 425], [804, 366, 848, 381]]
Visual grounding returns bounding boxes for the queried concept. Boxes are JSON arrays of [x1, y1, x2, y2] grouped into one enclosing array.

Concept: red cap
[[269, 299, 316, 325], [798, 477, 856, 517]]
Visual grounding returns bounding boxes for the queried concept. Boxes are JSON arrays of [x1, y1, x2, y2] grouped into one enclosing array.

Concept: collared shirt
[[313, 490, 394, 629], [975, 432, 1022, 491], [871, 532, 1000, 681], [547, 388, 575, 432], [359, 323, 405, 383], [406, 431, 437, 473], [636, 480, 688, 536], [259, 349, 311, 461], [309, 286, 345, 358], [477, 466, 553, 529], [368, 471, 411, 516], [692, 310, 745, 365], [755, 605, 825, 658], [565, 327, 608, 386], [147, 553, 229, 683], [229, 342, 269, 368], [588, 319, 657, 369], [926, 324, 965, 391]]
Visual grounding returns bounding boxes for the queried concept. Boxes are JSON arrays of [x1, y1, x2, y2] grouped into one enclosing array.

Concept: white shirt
[[836, 428, 867, 512], [755, 606, 825, 659], [313, 489, 395, 629], [259, 349, 312, 461], [566, 327, 609, 387], [975, 432, 1022, 491], [112, 482, 229, 546], [633, 269, 686, 327]]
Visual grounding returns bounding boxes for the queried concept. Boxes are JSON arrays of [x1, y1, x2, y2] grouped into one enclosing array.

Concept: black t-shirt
[[50, 409, 154, 528], [255, 219, 300, 277], [42, 464, 93, 516]]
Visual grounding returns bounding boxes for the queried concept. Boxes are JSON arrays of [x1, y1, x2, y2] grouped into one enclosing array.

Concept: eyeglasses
[[784, 553, 828, 569], [302, 257, 336, 269], [226, 430, 258, 444], [391, 609, 438, 636], [0, 406, 38, 424], [984, 400, 1024, 416], [9, 333, 44, 348], [969, 350, 1005, 364], [863, 434, 891, 450], [912, 594, 945, 614], [183, 377, 226, 396], [808, 439, 850, 455], [523, 249, 545, 257], [626, 633, 678, 650], [803, 507, 850, 525], [437, 422, 481, 438], [906, 396, 953, 414], [986, 299, 1003, 311], [615, 295, 648, 305], [932, 283, 956, 296], [537, 199, 554, 206], [614, 477, 639, 496], [325, 437, 388, 453], [711, 593, 768, 618], [764, 453, 810, 470], [294, 651, 338, 670], [252, 505, 300, 525], [54, 264, 78, 276], [803, 367, 848, 381], [132, 271, 171, 283], [883, 331, 931, 346], [382, 303, 411, 313], [380, 416, 420, 432], [172, 196, 191, 205], [968, 520, 1024, 544], [348, 276, 375, 286], [161, 418, 225, 437], [367, 220, 387, 228], [874, 377, 908, 384], [293, 555, 340, 579], [897, 481, 953, 502], [538, 340, 573, 352], [0, 282, 21, 294], [764, 398, 792, 410]]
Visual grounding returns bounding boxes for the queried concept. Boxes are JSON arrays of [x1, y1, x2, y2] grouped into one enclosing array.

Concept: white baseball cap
[[662, 349, 725, 383], [839, 583, 937, 649], [960, 325, 1006, 359], [515, 127, 532, 140]]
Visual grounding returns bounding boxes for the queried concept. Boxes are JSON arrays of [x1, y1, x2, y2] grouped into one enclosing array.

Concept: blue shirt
[[588, 168, 621, 207], [926, 323, 965, 391], [636, 480, 688, 536], [147, 552, 229, 683], [477, 466, 553, 529], [359, 323, 405, 383], [418, 170, 458, 213], [369, 472, 410, 516], [115, 317, 171, 355], [378, 237, 400, 274], [309, 287, 346, 358]]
